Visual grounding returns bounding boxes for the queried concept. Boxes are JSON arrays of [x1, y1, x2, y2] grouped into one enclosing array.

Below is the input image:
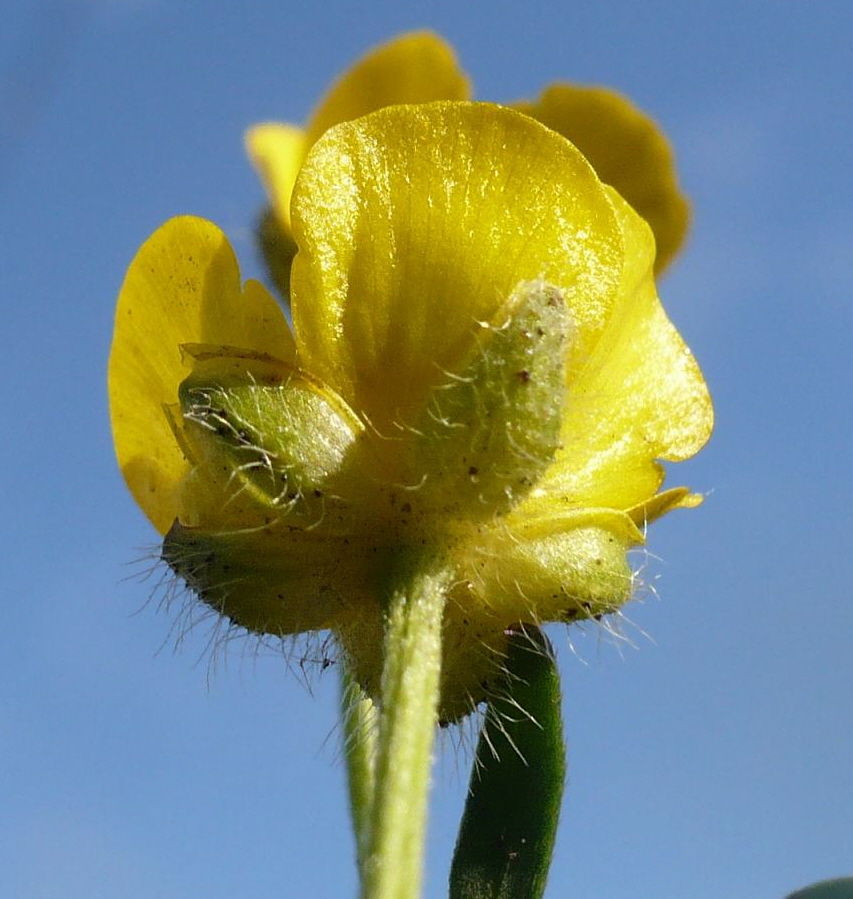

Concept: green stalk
[[359, 551, 452, 899], [341, 666, 378, 878]]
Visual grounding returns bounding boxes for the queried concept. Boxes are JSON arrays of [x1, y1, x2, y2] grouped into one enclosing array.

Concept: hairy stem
[[359, 551, 452, 899]]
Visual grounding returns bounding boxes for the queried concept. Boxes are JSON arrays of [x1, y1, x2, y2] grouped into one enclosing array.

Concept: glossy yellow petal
[[245, 123, 307, 232], [305, 31, 471, 145], [531, 188, 712, 514], [109, 216, 295, 534], [515, 84, 690, 273], [246, 34, 469, 297], [290, 102, 623, 431]]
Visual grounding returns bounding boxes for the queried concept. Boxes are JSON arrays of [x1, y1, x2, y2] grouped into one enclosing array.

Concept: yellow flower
[[109, 102, 712, 722], [247, 30, 689, 293]]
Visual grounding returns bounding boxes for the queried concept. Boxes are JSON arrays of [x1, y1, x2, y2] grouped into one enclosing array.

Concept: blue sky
[[2, 1, 852, 897]]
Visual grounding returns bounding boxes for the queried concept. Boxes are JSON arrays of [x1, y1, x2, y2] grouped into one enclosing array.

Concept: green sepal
[[449, 625, 565, 899], [256, 206, 297, 305], [340, 664, 377, 880], [161, 519, 363, 636], [407, 280, 571, 522], [177, 350, 360, 523]]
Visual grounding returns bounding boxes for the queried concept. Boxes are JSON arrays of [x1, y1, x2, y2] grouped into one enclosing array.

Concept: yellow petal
[[290, 101, 624, 432], [245, 34, 469, 292], [245, 122, 307, 232], [108, 216, 295, 534], [305, 31, 471, 145], [533, 189, 712, 514], [515, 84, 690, 274]]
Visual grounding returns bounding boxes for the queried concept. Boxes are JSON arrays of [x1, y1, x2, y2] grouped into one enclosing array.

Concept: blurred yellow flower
[[109, 102, 712, 722], [247, 30, 689, 289]]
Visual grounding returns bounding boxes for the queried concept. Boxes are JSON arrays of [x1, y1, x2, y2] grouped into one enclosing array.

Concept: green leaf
[[786, 879, 853, 899], [449, 626, 565, 899]]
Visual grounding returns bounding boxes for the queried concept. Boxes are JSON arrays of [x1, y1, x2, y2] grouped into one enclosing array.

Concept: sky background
[[2, 1, 852, 897]]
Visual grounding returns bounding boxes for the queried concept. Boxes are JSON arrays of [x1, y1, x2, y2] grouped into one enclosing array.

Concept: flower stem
[[359, 550, 452, 899]]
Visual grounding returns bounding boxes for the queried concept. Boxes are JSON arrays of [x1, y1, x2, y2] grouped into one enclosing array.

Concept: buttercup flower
[[247, 30, 689, 299], [109, 102, 712, 723]]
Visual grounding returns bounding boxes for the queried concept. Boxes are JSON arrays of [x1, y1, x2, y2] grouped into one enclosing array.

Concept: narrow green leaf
[[449, 626, 565, 899], [786, 879, 853, 899]]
